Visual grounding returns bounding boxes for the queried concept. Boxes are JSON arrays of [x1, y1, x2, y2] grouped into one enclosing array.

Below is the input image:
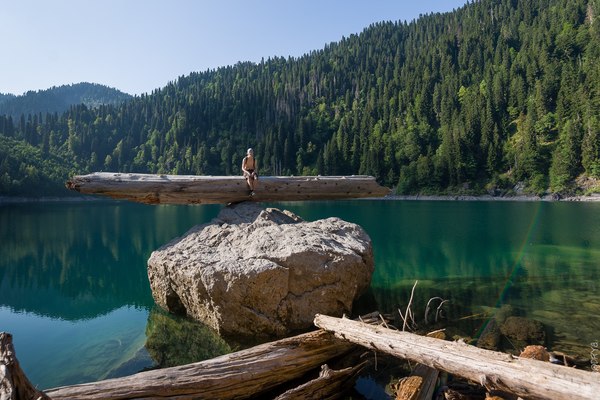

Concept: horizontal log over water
[[45, 329, 354, 400], [314, 314, 600, 400], [66, 172, 391, 204]]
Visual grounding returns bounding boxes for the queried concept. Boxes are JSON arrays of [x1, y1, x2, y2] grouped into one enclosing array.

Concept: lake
[[1, 200, 599, 389]]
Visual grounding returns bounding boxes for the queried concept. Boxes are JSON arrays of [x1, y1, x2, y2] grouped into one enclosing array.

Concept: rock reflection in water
[[144, 307, 232, 368]]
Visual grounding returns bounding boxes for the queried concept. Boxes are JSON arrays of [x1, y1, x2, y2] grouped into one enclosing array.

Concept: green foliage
[[582, 117, 600, 177], [550, 119, 584, 192], [0, 134, 74, 196], [0, 0, 599, 196]]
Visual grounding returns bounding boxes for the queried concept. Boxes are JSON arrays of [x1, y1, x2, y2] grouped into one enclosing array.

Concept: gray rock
[[147, 202, 374, 337]]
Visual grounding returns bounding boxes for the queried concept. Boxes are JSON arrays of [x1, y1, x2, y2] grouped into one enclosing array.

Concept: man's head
[[247, 148, 254, 156]]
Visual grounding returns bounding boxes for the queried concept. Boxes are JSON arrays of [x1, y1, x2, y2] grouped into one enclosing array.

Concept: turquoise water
[[1, 200, 599, 388]]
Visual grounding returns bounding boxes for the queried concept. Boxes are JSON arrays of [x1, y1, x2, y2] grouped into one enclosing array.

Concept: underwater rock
[[519, 345, 550, 362], [144, 308, 231, 367], [476, 319, 501, 350], [493, 304, 513, 324], [499, 316, 546, 345], [105, 347, 156, 379], [147, 202, 374, 337]]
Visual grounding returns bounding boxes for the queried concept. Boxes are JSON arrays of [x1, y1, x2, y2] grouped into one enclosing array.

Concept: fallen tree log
[[274, 362, 367, 400], [45, 329, 354, 400], [65, 172, 391, 204], [393, 364, 438, 400], [0, 332, 51, 400], [314, 314, 600, 400]]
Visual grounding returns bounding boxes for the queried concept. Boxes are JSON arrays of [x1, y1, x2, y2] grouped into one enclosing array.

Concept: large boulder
[[147, 202, 374, 337]]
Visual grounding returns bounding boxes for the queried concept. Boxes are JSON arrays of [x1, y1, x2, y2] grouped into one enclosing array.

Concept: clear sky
[[1, 0, 467, 96]]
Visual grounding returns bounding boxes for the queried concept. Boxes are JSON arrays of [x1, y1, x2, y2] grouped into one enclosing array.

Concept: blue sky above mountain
[[1, 0, 467, 96]]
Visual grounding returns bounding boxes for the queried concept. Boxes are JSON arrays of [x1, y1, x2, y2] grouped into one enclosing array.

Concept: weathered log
[[394, 330, 443, 400], [0, 332, 51, 400], [314, 314, 600, 400], [45, 329, 354, 400], [65, 172, 391, 204], [274, 362, 368, 400], [394, 364, 439, 400]]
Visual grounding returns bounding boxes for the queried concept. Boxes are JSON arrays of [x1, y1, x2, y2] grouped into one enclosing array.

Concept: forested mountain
[[1, 0, 599, 197], [0, 93, 16, 106], [0, 83, 131, 121], [0, 136, 73, 196]]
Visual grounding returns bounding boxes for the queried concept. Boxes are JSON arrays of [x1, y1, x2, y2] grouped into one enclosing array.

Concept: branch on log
[[45, 329, 354, 400], [274, 361, 368, 400], [65, 172, 391, 204], [0, 332, 51, 400], [314, 314, 600, 400]]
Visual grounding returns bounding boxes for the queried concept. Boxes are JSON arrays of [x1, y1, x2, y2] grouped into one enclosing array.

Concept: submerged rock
[[476, 319, 501, 350], [499, 316, 546, 345], [144, 307, 231, 367], [147, 202, 374, 337]]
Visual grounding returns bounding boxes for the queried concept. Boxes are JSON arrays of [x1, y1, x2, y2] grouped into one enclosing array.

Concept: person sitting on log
[[242, 148, 258, 195]]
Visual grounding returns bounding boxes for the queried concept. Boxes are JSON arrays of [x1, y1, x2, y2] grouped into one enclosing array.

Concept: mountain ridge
[[0, 0, 599, 197], [0, 82, 131, 120]]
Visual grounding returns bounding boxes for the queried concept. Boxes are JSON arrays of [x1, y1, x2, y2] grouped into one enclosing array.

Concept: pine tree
[[550, 119, 584, 192]]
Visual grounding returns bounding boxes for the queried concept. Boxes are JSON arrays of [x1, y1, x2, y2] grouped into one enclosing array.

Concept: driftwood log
[[314, 314, 600, 400], [393, 364, 439, 400], [45, 329, 354, 400], [274, 362, 367, 400], [0, 332, 51, 400], [65, 172, 391, 204]]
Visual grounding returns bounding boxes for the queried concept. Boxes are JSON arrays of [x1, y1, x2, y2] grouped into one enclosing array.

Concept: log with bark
[[45, 329, 354, 400], [314, 314, 600, 400], [274, 362, 368, 400], [0, 332, 51, 400], [65, 172, 391, 204]]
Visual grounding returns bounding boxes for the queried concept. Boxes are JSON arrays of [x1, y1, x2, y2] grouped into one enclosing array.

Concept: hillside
[[0, 82, 131, 120], [1, 0, 599, 197], [0, 93, 16, 106], [0, 135, 74, 196]]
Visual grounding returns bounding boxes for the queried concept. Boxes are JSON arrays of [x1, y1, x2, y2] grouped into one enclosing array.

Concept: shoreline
[[2, 193, 600, 204], [0, 195, 103, 204], [381, 193, 600, 202]]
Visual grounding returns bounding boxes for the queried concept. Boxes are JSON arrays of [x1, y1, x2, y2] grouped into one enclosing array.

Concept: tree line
[[1, 0, 599, 197]]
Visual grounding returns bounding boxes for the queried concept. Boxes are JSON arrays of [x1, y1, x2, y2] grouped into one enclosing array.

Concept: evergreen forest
[[0, 82, 131, 121], [1, 0, 599, 197]]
